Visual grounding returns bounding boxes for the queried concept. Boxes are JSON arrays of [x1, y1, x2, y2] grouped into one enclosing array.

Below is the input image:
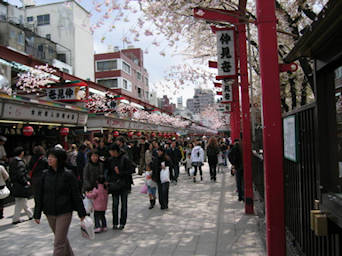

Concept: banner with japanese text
[[216, 29, 236, 77]]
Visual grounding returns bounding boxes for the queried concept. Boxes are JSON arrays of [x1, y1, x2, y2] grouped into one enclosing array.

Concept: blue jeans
[[112, 190, 128, 226]]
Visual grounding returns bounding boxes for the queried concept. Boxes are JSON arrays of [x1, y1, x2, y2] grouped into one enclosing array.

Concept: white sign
[[217, 30, 236, 77], [46, 86, 82, 101], [2, 103, 84, 125], [222, 80, 233, 102], [283, 115, 297, 162]]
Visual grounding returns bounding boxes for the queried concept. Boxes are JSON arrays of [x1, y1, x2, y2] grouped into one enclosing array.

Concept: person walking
[[145, 143, 153, 168], [86, 175, 108, 233], [9, 146, 33, 224], [190, 141, 205, 183], [34, 147, 86, 256], [145, 163, 157, 209], [82, 150, 104, 193], [207, 137, 220, 182], [228, 139, 244, 201], [107, 144, 134, 230], [152, 147, 172, 210], [0, 163, 9, 219], [28, 146, 48, 200], [167, 141, 182, 184]]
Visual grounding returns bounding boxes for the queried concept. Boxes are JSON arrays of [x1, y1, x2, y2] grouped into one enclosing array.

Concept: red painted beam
[[216, 91, 222, 95], [238, 23, 254, 215], [214, 82, 222, 88], [208, 61, 218, 68], [256, 0, 286, 255], [193, 7, 239, 24]]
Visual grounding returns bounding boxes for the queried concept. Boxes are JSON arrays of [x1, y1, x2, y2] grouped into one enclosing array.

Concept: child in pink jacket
[[86, 175, 108, 233]]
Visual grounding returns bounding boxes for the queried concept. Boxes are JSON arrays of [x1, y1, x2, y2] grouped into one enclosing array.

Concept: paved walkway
[[0, 164, 265, 256]]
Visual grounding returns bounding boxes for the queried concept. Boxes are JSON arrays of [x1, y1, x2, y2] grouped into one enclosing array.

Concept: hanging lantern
[[60, 127, 69, 136], [151, 132, 156, 137], [158, 132, 163, 137], [128, 131, 133, 137], [113, 131, 119, 137], [163, 132, 168, 138], [136, 131, 142, 137], [23, 126, 34, 136]]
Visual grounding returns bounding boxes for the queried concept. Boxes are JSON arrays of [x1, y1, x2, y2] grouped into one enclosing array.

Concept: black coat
[[228, 143, 243, 169], [82, 161, 104, 192], [106, 153, 133, 191], [167, 147, 182, 166], [9, 157, 31, 198], [207, 145, 220, 165], [33, 167, 86, 220], [151, 154, 173, 184]]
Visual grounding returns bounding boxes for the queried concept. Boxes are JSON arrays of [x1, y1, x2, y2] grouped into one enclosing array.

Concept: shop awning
[[0, 94, 88, 126]]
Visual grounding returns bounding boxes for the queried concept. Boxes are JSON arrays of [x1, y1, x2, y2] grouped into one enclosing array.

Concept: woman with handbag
[[0, 163, 9, 219], [34, 147, 86, 256], [9, 146, 33, 224]]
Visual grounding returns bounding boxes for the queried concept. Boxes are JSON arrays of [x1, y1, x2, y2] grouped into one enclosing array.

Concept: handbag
[[160, 167, 170, 184], [81, 216, 95, 240], [83, 197, 93, 214], [140, 184, 148, 194], [0, 185, 10, 199], [108, 178, 126, 193]]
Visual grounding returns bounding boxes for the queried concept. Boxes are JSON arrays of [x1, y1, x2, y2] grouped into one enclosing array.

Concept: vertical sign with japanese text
[[222, 80, 233, 103], [217, 29, 236, 77]]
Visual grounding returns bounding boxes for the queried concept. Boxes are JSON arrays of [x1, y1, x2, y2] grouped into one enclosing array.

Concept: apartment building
[[94, 48, 150, 102], [186, 88, 215, 114]]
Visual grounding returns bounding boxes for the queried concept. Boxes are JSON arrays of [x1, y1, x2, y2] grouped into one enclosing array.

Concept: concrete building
[[94, 48, 150, 102], [24, 0, 94, 80], [0, 1, 58, 66], [186, 88, 215, 114], [149, 91, 158, 107], [160, 95, 176, 113]]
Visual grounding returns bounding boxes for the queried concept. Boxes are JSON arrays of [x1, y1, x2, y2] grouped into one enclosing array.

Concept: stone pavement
[[0, 164, 265, 256]]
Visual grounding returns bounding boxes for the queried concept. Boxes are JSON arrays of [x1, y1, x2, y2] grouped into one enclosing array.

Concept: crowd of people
[[0, 134, 244, 256]]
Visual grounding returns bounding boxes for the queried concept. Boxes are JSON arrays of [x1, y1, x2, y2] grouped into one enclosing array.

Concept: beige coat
[[0, 165, 9, 186]]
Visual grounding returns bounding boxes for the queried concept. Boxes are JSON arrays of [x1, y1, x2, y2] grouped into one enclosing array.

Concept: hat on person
[[0, 136, 7, 142]]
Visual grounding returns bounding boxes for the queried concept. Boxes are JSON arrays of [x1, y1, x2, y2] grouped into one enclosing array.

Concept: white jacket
[[191, 146, 204, 163]]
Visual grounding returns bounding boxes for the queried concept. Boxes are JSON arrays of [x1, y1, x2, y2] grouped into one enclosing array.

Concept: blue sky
[[7, 0, 202, 105]]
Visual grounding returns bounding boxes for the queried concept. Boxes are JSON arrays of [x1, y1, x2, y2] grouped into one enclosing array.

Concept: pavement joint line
[[214, 171, 226, 256]]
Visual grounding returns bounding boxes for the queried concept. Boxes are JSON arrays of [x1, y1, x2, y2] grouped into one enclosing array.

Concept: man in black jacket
[[9, 146, 33, 224], [167, 141, 182, 184], [107, 144, 134, 230], [228, 139, 244, 201]]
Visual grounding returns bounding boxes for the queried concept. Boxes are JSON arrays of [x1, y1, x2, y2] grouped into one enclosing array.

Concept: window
[[122, 61, 131, 74], [10, 30, 16, 39], [138, 87, 142, 98], [48, 46, 54, 54], [17, 32, 24, 45], [145, 77, 149, 87], [46, 34, 51, 40], [123, 79, 128, 90], [97, 79, 118, 88], [37, 14, 50, 26], [62, 68, 69, 73], [27, 16, 33, 22], [57, 53, 66, 63], [96, 60, 117, 72], [146, 92, 149, 99], [136, 71, 142, 80]]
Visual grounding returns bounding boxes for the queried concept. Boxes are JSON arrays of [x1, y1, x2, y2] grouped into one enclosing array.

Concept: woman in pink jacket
[[86, 175, 108, 233]]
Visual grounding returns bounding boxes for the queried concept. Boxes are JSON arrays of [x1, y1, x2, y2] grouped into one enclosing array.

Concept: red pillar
[[231, 81, 240, 141], [238, 23, 254, 215], [256, 0, 286, 255]]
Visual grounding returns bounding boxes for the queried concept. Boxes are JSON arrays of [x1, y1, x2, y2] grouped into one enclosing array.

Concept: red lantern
[[158, 132, 162, 137], [113, 131, 119, 137], [23, 126, 34, 136], [136, 131, 141, 137], [60, 127, 69, 137], [163, 132, 168, 138], [128, 131, 133, 137], [151, 132, 156, 137]]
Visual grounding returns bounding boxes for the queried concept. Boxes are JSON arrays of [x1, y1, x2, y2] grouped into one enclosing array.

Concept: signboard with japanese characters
[[217, 29, 236, 77], [2, 102, 85, 125], [46, 86, 83, 102], [222, 80, 233, 103]]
